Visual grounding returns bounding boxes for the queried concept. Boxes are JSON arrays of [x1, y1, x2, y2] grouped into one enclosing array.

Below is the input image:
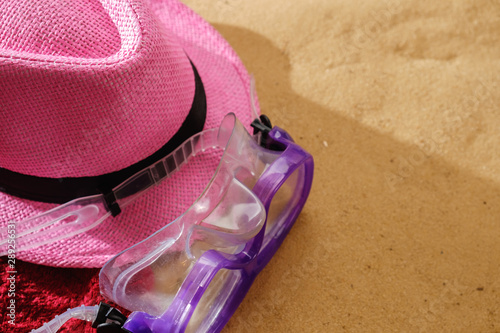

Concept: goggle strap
[[112, 128, 219, 210], [0, 129, 220, 255]]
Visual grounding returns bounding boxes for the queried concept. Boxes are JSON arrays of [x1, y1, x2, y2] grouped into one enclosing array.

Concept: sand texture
[[181, 0, 500, 332]]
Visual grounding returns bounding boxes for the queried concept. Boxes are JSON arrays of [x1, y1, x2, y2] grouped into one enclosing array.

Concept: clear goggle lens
[[100, 114, 282, 316], [184, 163, 307, 333]]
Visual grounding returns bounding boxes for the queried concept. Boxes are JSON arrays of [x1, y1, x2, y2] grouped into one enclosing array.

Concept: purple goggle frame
[[95, 113, 314, 333]]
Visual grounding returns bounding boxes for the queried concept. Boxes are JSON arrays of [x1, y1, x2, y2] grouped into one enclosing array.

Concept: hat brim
[[0, 0, 258, 267]]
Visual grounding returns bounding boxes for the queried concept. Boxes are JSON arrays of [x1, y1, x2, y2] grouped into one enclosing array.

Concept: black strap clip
[[251, 115, 273, 148], [92, 302, 131, 333], [99, 185, 122, 217]]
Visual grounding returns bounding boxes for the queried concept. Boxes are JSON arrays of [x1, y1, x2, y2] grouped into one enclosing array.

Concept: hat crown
[[0, 0, 121, 58], [0, 0, 195, 178]]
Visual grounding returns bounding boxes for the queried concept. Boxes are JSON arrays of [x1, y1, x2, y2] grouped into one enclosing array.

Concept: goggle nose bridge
[[185, 177, 266, 261]]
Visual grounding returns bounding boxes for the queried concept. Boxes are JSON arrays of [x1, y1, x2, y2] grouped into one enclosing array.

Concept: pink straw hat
[[0, 0, 257, 267]]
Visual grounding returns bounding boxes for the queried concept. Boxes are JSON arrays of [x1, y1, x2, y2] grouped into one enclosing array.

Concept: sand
[[181, 0, 500, 331]]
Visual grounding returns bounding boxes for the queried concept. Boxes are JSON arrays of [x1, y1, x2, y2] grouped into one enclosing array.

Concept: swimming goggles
[[31, 113, 314, 332]]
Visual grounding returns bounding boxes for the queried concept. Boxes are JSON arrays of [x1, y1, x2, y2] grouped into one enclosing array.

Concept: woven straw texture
[[0, 0, 256, 267]]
